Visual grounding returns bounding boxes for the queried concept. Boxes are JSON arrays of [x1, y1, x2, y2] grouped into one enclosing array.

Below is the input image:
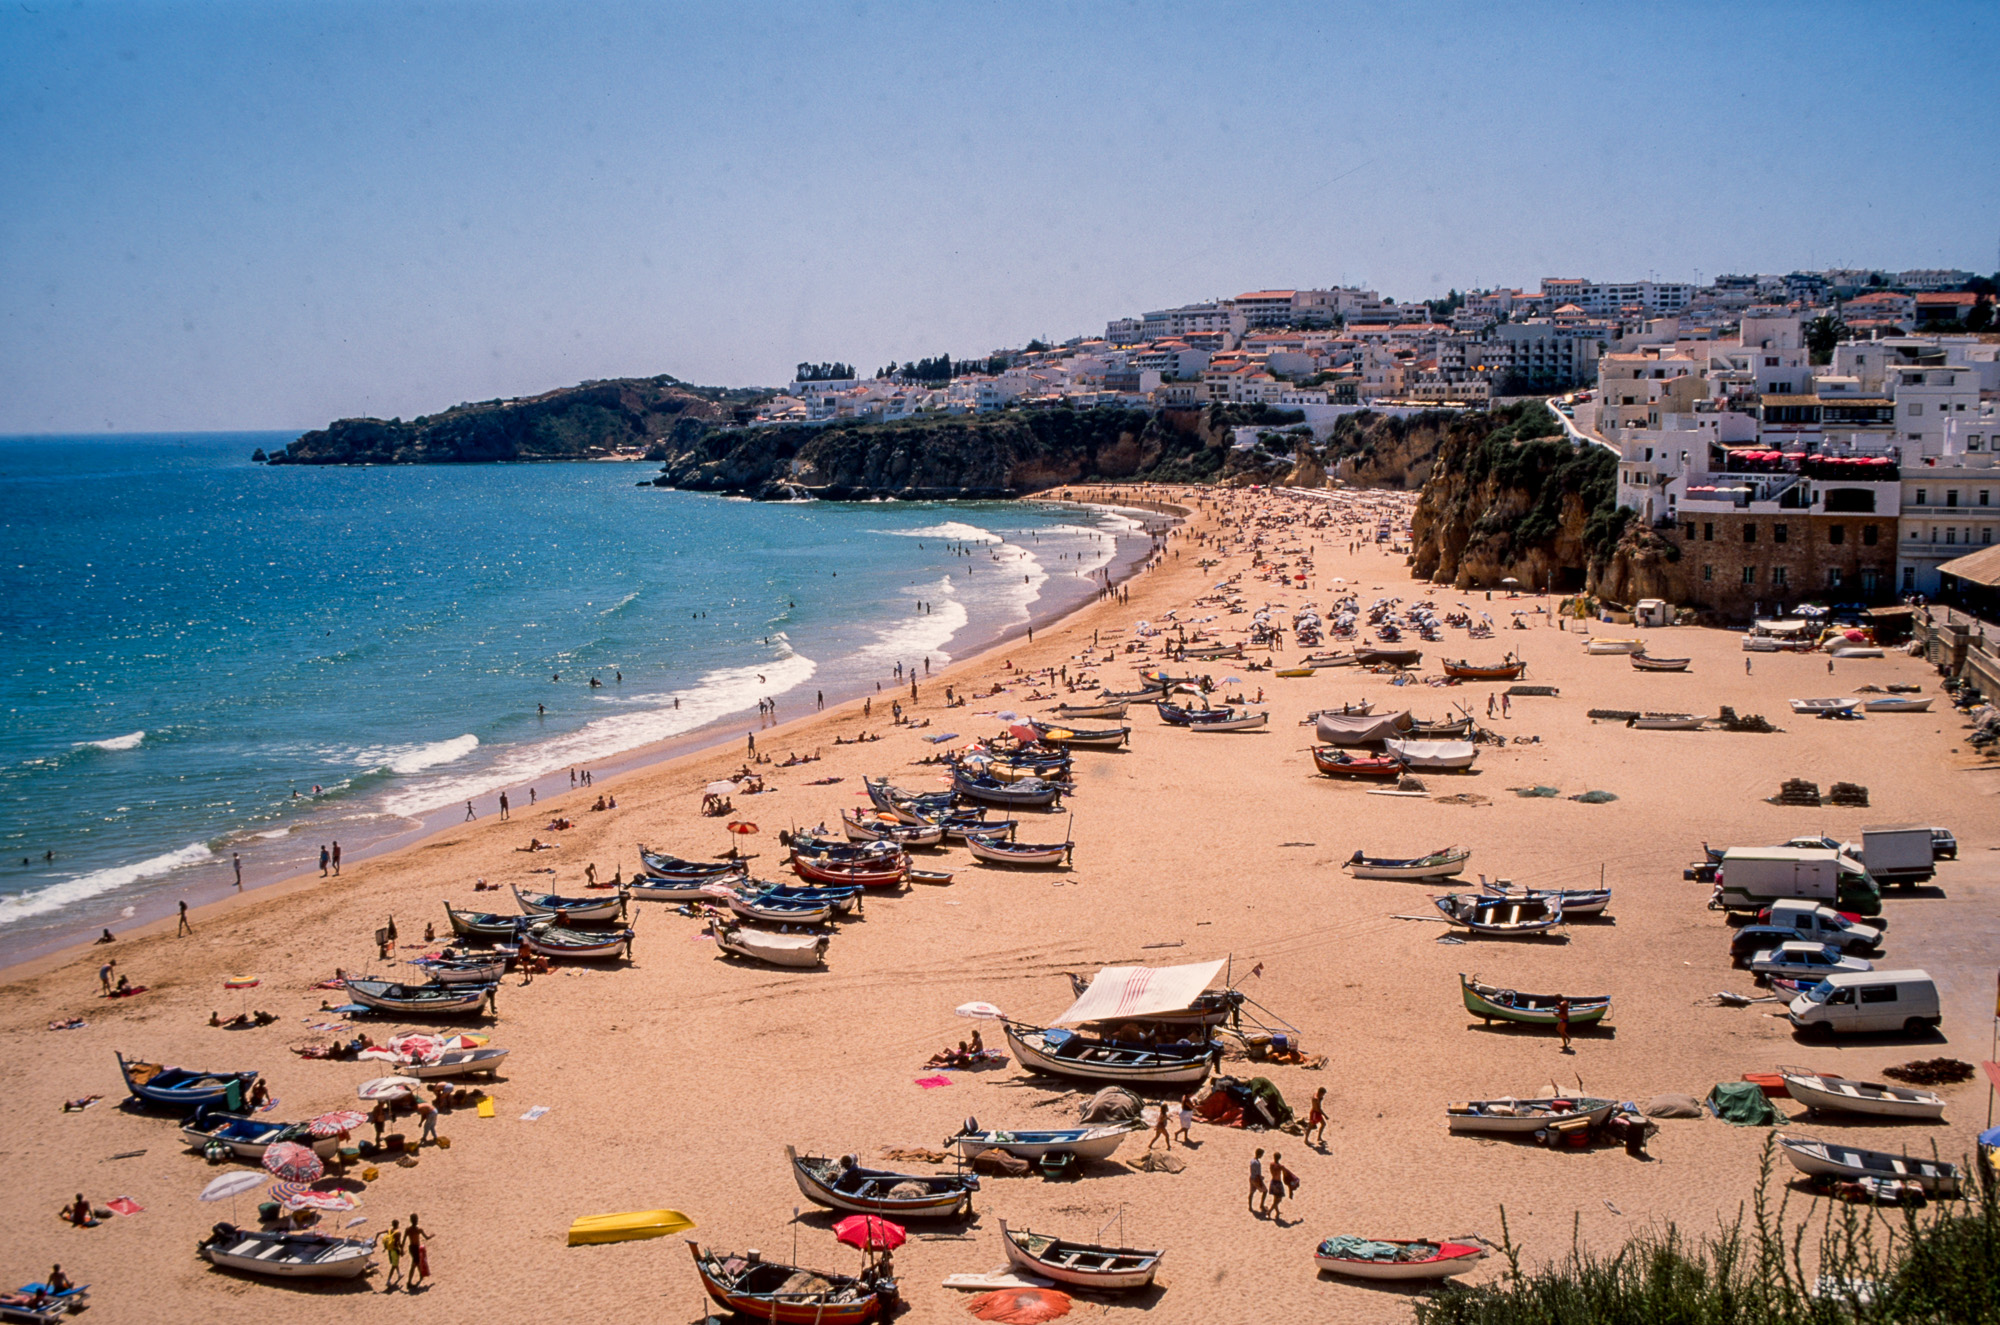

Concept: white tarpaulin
[[1315, 710, 1409, 746], [1052, 959, 1227, 1025]]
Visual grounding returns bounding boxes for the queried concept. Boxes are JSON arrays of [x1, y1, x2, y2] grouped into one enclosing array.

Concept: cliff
[[267, 377, 769, 465]]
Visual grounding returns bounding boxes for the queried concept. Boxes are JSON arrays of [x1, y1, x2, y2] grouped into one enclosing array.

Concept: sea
[[0, 433, 1156, 964]]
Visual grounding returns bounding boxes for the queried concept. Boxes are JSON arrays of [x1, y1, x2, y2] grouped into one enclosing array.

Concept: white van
[[1787, 969, 1941, 1036]]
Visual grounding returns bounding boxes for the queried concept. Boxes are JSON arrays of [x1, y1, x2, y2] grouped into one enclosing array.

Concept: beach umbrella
[[704, 780, 739, 796], [832, 1214, 906, 1253], [200, 1168, 267, 1224], [261, 1141, 324, 1184], [955, 1001, 1007, 1020], [968, 1287, 1072, 1322], [271, 1183, 358, 1214], [356, 1076, 421, 1102], [223, 974, 260, 1016], [304, 1109, 368, 1139], [1008, 724, 1040, 743]]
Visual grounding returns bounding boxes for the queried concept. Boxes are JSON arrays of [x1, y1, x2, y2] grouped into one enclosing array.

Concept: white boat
[[199, 1224, 376, 1279], [706, 919, 827, 968], [1446, 1097, 1616, 1136], [1314, 1237, 1487, 1282], [511, 883, 627, 923], [1779, 1072, 1946, 1121], [1862, 696, 1932, 713], [1789, 697, 1860, 716], [180, 1111, 341, 1161], [1184, 709, 1269, 732], [1005, 1024, 1216, 1086], [966, 834, 1071, 867], [840, 809, 945, 847], [950, 1122, 1141, 1162], [1629, 713, 1704, 731], [1382, 739, 1477, 770], [1776, 1135, 1961, 1194], [1052, 700, 1129, 720], [998, 1218, 1162, 1291], [1344, 847, 1470, 881], [1829, 645, 1885, 658], [394, 1046, 512, 1080], [1583, 637, 1644, 654], [1484, 881, 1610, 915]]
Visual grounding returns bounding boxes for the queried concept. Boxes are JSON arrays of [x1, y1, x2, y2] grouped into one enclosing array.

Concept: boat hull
[[951, 1124, 1140, 1162], [1005, 1024, 1215, 1086], [999, 1219, 1161, 1291], [1346, 850, 1470, 881], [1780, 1074, 1945, 1121], [967, 836, 1070, 867], [1459, 975, 1611, 1026], [710, 922, 827, 968], [200, 1227, 374, 1279], [1777, 1135, 1960, 1194], [787, 1146, 975, 1219], [1315, 1240, 1485, 1281], [1313, 749, 1404, 779], [344, 981, 494, 1015], [1448, 1098, 1616, 1135], [687, 1243, 882, 1325]]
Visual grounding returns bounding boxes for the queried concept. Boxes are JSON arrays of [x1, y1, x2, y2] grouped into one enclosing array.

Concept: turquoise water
[[0, 435, 1145, 956]]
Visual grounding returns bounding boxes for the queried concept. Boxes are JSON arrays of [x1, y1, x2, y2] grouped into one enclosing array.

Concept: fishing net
[[1569, 790, 1619, 803], [1514, 785, 1560, 798]]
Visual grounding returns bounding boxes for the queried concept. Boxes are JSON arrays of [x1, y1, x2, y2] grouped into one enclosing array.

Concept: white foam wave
[[0, 842, 214, 926], [880, 521, 1001, 543], [75, 731, 145, 752], [385, 734, 480, 774], [851, 579, 968, 668]]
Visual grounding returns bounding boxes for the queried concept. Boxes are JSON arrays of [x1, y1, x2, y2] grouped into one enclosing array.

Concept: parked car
[[1749, 941, 1873, 983], [1732, 925, 1807, 964], [1931, 827, 1957, 861]]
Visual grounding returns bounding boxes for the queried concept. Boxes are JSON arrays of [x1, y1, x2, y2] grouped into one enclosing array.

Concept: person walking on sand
[[233, 852, 242, 890], [1556, 996, 1572, 1053], [747, 732, 755, 755], [99, 958, 116, 995], [378, 1219, 403, 1291], [1176, 1094, 1194, 1145], [1249, 1148, 1266, 1215], [406, 1213, 432, 1289], [464, 801, 475, 821], [1745, 657, 1752, 675], [1148, 1102, 1172, 1151], [319, 845, 330, 877], [1267, 1153, 1289, 1220], [1304, 1087, 1328, 1148], [498, 792, 509, 821], [331, 841, 341, 876], [176, 899, 192, 936]]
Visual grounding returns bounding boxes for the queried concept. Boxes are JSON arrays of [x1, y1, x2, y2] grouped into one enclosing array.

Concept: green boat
[[1460, 974, 1610, 1027]]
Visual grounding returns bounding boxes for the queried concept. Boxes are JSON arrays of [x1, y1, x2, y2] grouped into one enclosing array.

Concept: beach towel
[[914, 1075, 952, 1090], [923, 732, 960, 744], [106, 1198, 143, 1216], [1706, 1082, 1781, 1126], [520, 1105, 550, 1122], [476, 1098, 495, 1118]]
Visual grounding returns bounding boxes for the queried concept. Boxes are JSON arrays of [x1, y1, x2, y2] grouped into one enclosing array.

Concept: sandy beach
[[4, 482, 1995, 1325]]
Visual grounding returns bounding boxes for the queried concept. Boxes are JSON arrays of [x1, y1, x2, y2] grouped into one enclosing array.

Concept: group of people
[[375, 1213, 434, 1292]]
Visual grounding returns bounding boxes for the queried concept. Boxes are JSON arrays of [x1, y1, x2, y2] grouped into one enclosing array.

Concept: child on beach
[[1304, 1087, 1328, 1147]]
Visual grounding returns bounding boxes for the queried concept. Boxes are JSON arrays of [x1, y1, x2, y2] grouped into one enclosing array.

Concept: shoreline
[[0, 492, 1180, 978]]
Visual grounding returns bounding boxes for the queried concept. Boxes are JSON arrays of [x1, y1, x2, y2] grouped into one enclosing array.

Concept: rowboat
[[1434, 893, 1564, 936], [787, 1145, 978, 1220], [1345, 847, 1468, 881], [1631, 654, 1691, 672], [949, 1122, 1142, 1162], [1099, 685, 1167, 702], [116, 1053, 260, 1110], [789, 833, 905, 865], [907, 868, 955, 886], [967, 834, 1072, 867], [1312, 748, 1405, 779], [637, 848, 750, 881], [200, 1224, 375, 1280], [952, 769, 1063, 807], [521, 926, 633, 961], [1308, 700, 1375, 717], [1862, 696, 1933, 713], [1315, 1236, 1487, 1282], [1583, 637, 1644, 655], [864, 777, 955, 822], [1185, 709, 1269, 732], [1178, 642, 1242, 660], [1789, 697, 1860, 716], [0, 1283, 88, 1323], [931, 810, 1018, 842], [1629, 713, 1704, 730], [721, 888, 835, 925], [1447, 1097, 1616, 1135], [1052, 700, 1129, 720], [1274, 667, 1317, 678], [1030, 722, 1131, 748], [998, 1219, 1162, 1292], [343, 978, 495, 1015], [411, 955, 509, 984], [1484, 881, 1610, 916], [1004, 1024, 1216, 1086], [708, 919, 828, 968], [1442, 659, 1525, 680], [1407, 716, 1474, 739], [444, 905, 539, 940], [180, 1108, 340, 1161], [686, 1241, 886, 1325], [1779, 1073, 1946, 1121], [512, 883, 627, 922], [761, 881, 864, 914], [1153, 700, 1208, 726], [1459, 974, 1611, 1027], [1776, 1135, 1961, 1195], [793, 855, 906, 888], [839, 808, 944, 847], [566, 1209, 695, 1246], [1355, 646, 1422, 667], [1301, 652, 1355, 667], [1382, 738, 1477, 770], [627, 875, 724, 902]]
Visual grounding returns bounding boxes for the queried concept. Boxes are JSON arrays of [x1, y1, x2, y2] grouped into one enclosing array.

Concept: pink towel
[[914, 1075, 953, 1090], [107, 1198, 144, 1216]]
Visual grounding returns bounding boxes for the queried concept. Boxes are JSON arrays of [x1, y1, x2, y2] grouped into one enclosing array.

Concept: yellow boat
[[567, 1209, 696, 1246], [1274, 667, 1317, 678]]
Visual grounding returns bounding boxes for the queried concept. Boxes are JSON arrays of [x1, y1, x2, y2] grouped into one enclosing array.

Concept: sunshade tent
[[1053, 959, 1227, 1025]]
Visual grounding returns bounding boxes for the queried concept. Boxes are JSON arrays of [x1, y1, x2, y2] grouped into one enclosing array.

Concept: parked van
[[1711, 846, 1880, 916], [1763, 900, 1883, 953], [1787, 970, 1941, 1036]]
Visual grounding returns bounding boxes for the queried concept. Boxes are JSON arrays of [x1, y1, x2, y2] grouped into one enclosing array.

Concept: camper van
[[1787, 970, 1941, 1036]]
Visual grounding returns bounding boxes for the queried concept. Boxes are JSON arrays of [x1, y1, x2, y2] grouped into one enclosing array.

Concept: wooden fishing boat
[[953, 769, 1063, 806], [1302, 651, 1355, 667], [566, 1210, 694, 1246], [1185, 709, 1269, 732], [998, 1219, 1162, 1291], [199, 1224, 375, 1280], [1779, 1073, 1946, 1121], [1862, 696, 1933, 713], [1030, 722, 1131, 748], [1274, 667, 1317, 678], [117, 1053, 259, 1110], [907, 867, 956, 886], [840, 809, 944, 846], [1629, 712, 1704, 730], [789, 833, 905, 864], [950, 1122, 1142, 1162], [967, 834, 1072, 867], [927, 810, 1016, 842], [1789, 697, 1860, 716], [707, 919, 829, 968], [1345, 847, 1469, 880], [1052, 700, 1129, 720], [1355, 646, 1422, 667], [724, 888, 835, 925], [1407, 716, 1474, 739], [1315, 1236, 1487, 1282], [1004, 1024, 1216, 1086], [343, 978, 495, 1015], [180, 1108, 340, 1161], [686, 1242, 886, 1324], [1137, 669, 1205, 687], [865, 777, 956, 822], [1459, 974, 1611, 1027], [1154, 700, 1210, 726], [511, 883, 627, 922], [1631, 654, 1691, 672], [1484, 881, 1610, 916], [979, 751, 1072, 779], [1099, 684, 1167, 702], [388, 1046, 511, 1079], [1776, 1135, 1961, 1195], [786, 1145, 977, 1219], [1442, 658, 1525, 680], [1312, 748, 1405, 779], [521, 925, 633, 961], [1447, 1097, 1616, 1135], [1433, 893, 1564, 935], [627, 874, 723, 902], [1383, 738, 1476, 770], [1583, 637, 1644, 655], [637, 848, 750, 881], [444, 904, 540, 940], [793, 855, 906, 889], [412, 955, 509, 984], [758, 881, 863, 914], [1178, 642, 1242, 660]]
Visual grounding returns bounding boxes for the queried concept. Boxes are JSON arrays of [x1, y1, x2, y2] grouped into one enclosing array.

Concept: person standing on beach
[[465, 801, 475, 821], [378, 1219, 403, 1291], [176, 899, 192, 936], [233, 852, 242, 890], [405, 1213, 432, 1289], [1304, 1087, 1328, 1148], [1176, 1094, 1194, 1145], [529, 787, 536, 806], [1555, 997, 1572, 1053], [99, 959, 116, 995], [746, 732, 756, 754], [331, 842, 341, 876], [1267, 1153, 1289, 1220], [1249, 1148, 1266, 1215], [498, 792, 509, 821], [320, 845, 330, 877], [816, 690, 824, 711], [1745, 657, 1752, 675], [1148, 1101, 1172, 1151]]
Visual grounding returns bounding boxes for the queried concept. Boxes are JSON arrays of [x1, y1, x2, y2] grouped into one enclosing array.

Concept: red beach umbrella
[[968, 1287, 1072, 1322], [261, 1141, 325, 1184], [304, 1110, 368, 1138], [831, 1214, 906, 1252]]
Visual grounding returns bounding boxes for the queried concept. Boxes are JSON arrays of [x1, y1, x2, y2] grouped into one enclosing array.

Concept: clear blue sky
[[3, 1, 1995, 432]]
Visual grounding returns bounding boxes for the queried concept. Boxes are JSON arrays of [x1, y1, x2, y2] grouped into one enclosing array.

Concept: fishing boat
[[1442, 659, 1525, 681], [793, 855, 906, 889], [1484, 881, 1610, 916], [998, 1219, 1162, 1292], [1314, 1237, 1487, 1282], [522, 925, 633, 961], [343, 978, 495, 1015], [1099, 684, 1167, 702], [180, 1107, 340, 1161], [721, 888, 835, 925], [444, 905, 540, 940], [1345, 847, 1469, 880], [966, 834, 1072, 867], [1314, 709, 1411, 745], [686, 1242, 886, 1325], [949, 1122, 1142, 1162], [1312, 748, 1405, 779], [1273, 667, 1317, 678], [1789, 697, 1860, 717], [1382, 738, 1477, 770], [907, 867, 955, 886], [1459, 974, 1611, 1027], [707, 919, 828, 968], [865, 777, 956, 822], [566, 1210, 695, 1246], [1629, 712, 1704, 730], [786, 1146, 978, 1220], [1631, 654, 1691, 672], [1583, 637, 1644, 655], [1355, 646, 1422, 667], [927, 810, 1018, 842], [117, 1054, 260, 1110], [952, 769, 1063, 807], [1178, 642, 1242, 660], [1446, 1097, 1616, 1136], [1433, 893, 1564, 936], [511, 883, 627, 922], [1052, 700, 1129, 720], [1406, 716, 1474, 739], [1779, 1073, 1946, 1121], [1185, 709, 1269, 732], [411, 955, 509, 984], [637, 848, 751, 881], [627, 874, 724, 903], [1153, 700, 1213, 726], [1302, 651, 1355, 667], [385, 1046, 511, 1079], [789, 833, 905, 865], [199, 1224, 375, 1280], [1862, 696, 1933, 713], [1030, 722, 1131, 749], [1776, 1136, 1961, 1195], [1004, 1024, 1216, 1086]]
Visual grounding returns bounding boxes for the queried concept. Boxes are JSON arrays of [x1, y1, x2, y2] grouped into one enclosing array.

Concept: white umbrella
[[355, 1076, 421, 1102], [200, 1168, 267, 1224], [955, 1001, 1007, 1020], [704, 780, 740, 796]]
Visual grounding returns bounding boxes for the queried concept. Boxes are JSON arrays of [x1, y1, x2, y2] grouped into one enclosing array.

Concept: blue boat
[[116, 1052, 259, 1110]]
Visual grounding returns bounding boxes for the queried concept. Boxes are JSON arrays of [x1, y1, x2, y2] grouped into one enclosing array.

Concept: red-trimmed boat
[[1311, 747, 1405, 779], [1441, 658, 1524, 681], [792, 854, 907, 889], [686, 1241, 888, 1323]]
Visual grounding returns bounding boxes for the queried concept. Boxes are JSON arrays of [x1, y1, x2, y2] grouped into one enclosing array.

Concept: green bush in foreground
[[1415, 1139, 1998, 1325]]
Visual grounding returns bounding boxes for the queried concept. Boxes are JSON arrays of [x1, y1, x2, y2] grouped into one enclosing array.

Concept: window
[[1703, 523, 1714, 541], [1772, 565, 1788, 587], [1774, 523, 1788, 544], [1829, 524, 1845, 545], [1909, 403, 1923, 416], [1858, 985, 1898, 1005], [1981, 490, 1990, 507], [1683, 522, 1696, 539], [1765, 357, 1779, 367], [1947, 490, 1959, 508], [1946, 528, 1957, 544], [1916, 489, 1928, 505], [1985, 528, 1993, 546], [1743, 524, 1757, 543], [1904, 566, 1916, 590], [1703, 564, 1714, 582], [1742, 565, 1756, 585], [1862, 524, 1877, 546], [1827, 568, 1844, 588]]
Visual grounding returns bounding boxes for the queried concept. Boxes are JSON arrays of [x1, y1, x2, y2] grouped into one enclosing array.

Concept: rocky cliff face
[[268, 377, 765, 465], [1323, 410, 1459, 489], [1592, 520, 1691, 604]]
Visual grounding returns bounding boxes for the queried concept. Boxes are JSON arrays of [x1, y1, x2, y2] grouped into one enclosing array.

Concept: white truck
[[1709, 846, 1881, 917], [1781, 827, 1935, 890]]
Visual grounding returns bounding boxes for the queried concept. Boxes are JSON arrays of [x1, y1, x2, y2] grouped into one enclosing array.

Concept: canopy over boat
[[1315, 710, 1411, 745], [1052, 959, 1226, 1025]]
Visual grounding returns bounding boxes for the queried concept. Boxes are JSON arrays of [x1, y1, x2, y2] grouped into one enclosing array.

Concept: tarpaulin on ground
[[1706, 1081, 1782, 1126], [1052, 960, 1226, 1025]]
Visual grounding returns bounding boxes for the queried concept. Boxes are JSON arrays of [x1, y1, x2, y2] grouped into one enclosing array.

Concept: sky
[[2, 1, 1996, 433]]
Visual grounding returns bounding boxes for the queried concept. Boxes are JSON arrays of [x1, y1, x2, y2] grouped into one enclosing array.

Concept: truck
[[1709, 846, 1880, 917], [1852, 825, 1936, 889]]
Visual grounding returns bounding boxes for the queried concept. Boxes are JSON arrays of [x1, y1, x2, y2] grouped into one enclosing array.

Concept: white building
[[1897, 408, 2000, 594]]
